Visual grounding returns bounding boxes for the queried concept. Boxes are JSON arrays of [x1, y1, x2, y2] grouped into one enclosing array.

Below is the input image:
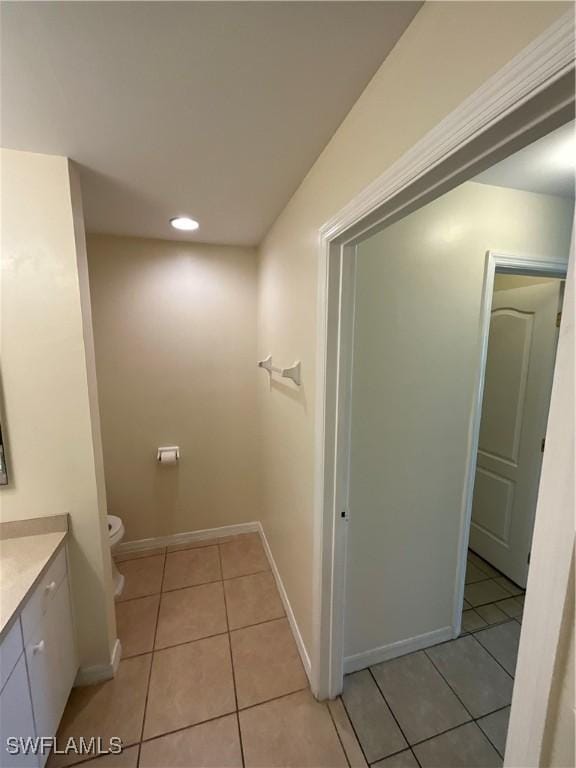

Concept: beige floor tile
[[476, 603, 509, 626], [144, 634, 235, 739], [461, 609, 487, 634], [230, 617, 308, 708], [328, 698, 368, 768], [220, 533, 269, 579], [163, 546, 221, 591], [117, 555, 164, 601], [140, 714, 242, 768], [116, 595, 159, 658], [493, 576, 524, 597], [155, 581, 227, 649], [167, 536, 234, 553], [497, 597, 523, 618], [464, 580, 511, 607], [72, 746, 139, 768], [239, 690, 348, 768], [224, 571, 284, 629], [114, 547, 165, 563], [51, 655, 151, 767], [372, 751, 419, 768]]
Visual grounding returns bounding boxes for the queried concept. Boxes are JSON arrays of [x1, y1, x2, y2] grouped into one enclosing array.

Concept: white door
[[469, 279, 562, 587]]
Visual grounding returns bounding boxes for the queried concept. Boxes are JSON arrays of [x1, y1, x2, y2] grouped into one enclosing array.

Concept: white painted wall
[[345, 182, 573, 660], [256, 0, 568, 656], [0, 149, 116, 672], [87, 235, 260, 541]]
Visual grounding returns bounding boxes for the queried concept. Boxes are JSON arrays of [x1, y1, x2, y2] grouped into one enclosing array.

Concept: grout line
[[152, 629, 230, 655], [138, 708, 238, 746], [423, 649, 476, 722], [469, 631, 516, 680], [228, 613, 287, 634], [410, 747, 423, 767], [217, 542, 245, 768], [339, 693, 373, 766], [237, 685, 309, 714], [326, 701, 352, 768], [114, 550, 167, 564], [162, 575, 223, 593], [222, 567, 271, 582], [133, 688, 328, 753], [122, 608, 293, 661], [404, 701, 512, 755], [367, 744, 424, 767], [135, 551, 167, 766], [367, 667, 418, 761]]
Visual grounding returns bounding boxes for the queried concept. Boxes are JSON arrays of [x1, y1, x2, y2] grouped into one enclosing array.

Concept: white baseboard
[[343, 625, 453, 674], [115, 521, 260, 555], [75, 638, 122, 686], [256, 522, 312, 681]]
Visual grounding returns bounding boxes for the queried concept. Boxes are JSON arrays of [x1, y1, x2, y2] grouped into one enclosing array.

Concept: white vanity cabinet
[[0, 655, 38, 767], [0, 545, 77, 768]]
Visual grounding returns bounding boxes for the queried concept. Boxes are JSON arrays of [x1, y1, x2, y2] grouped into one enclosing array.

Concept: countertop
[[0, 531, 67, 641]]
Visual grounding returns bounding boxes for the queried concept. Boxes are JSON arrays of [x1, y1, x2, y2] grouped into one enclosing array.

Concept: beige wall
[[346, 182, 573, 659], [0, 149, 116, 671], [256, 1, 570, 657], [87, 235, 260, 541]]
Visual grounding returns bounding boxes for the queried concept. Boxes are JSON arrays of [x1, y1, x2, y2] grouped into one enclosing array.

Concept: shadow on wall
[[270, 377, 307, 410]]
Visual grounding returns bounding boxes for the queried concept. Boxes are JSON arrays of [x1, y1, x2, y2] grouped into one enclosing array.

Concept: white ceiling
[[1, 1, 421, 245], [474, 122, 575, 199]]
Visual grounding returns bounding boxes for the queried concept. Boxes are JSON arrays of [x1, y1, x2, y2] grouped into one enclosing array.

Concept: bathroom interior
[[1, 3, 575, 768]]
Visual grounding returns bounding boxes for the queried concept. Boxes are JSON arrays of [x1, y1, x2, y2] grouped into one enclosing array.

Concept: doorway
[[468, 273, 565, 588], [312, 16, 574, 766], [460, 267, 566, 644]]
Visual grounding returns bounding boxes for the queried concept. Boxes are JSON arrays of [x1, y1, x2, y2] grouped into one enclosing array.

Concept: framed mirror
[[0, 423, 8, 485]]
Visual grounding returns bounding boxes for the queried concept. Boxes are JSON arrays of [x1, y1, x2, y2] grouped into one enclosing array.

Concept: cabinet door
[[0, 655, 39, 768], [26, 578, 77, 766], [48, 579, 77, 724]]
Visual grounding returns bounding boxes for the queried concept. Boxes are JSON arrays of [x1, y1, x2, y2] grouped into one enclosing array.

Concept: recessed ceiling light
[[170, 216, 199, 231]]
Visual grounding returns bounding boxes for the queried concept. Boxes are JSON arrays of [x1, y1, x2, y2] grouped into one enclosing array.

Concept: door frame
[[311, 9, 574, 765], [453, 251, 568, 634]]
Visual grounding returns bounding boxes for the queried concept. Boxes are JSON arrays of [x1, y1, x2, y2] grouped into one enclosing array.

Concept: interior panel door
[[469, 280, 562, 587]]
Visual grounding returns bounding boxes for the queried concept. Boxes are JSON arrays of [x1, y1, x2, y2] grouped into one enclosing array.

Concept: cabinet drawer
[[21, 548, 67, 647], [0, 618, 23, 693]]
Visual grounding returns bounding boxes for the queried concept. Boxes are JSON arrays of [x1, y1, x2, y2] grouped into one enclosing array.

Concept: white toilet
[[108, 514, 126, 599]]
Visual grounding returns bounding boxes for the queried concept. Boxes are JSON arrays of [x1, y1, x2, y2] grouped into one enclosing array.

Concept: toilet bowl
[[107, 514, 126, 599]]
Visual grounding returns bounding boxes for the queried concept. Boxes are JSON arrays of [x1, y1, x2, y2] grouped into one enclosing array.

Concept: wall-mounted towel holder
[[257, 355, 301, 386]]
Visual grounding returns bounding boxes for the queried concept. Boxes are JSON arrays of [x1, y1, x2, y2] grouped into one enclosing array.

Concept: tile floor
[[51, 540, 524, 768], [49, 533, 353, 768], [339, 550, 525, 768]]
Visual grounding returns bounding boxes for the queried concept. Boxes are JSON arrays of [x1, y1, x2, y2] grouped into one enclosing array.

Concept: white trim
[[313, 10, 575, 701], [75, 638, 122, 686], [114, 521, 260, 555], [257, 523, 312, 680], [318, 11, 574, 244], [453, 252, 568, 637], [343, 626, 453, 675]]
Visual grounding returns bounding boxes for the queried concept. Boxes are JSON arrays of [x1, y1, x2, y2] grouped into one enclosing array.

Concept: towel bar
[[257, 355, 301, 386]]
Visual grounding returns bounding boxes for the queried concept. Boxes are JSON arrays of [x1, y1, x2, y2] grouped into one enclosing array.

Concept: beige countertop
[[0, 531, 67, 641]]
